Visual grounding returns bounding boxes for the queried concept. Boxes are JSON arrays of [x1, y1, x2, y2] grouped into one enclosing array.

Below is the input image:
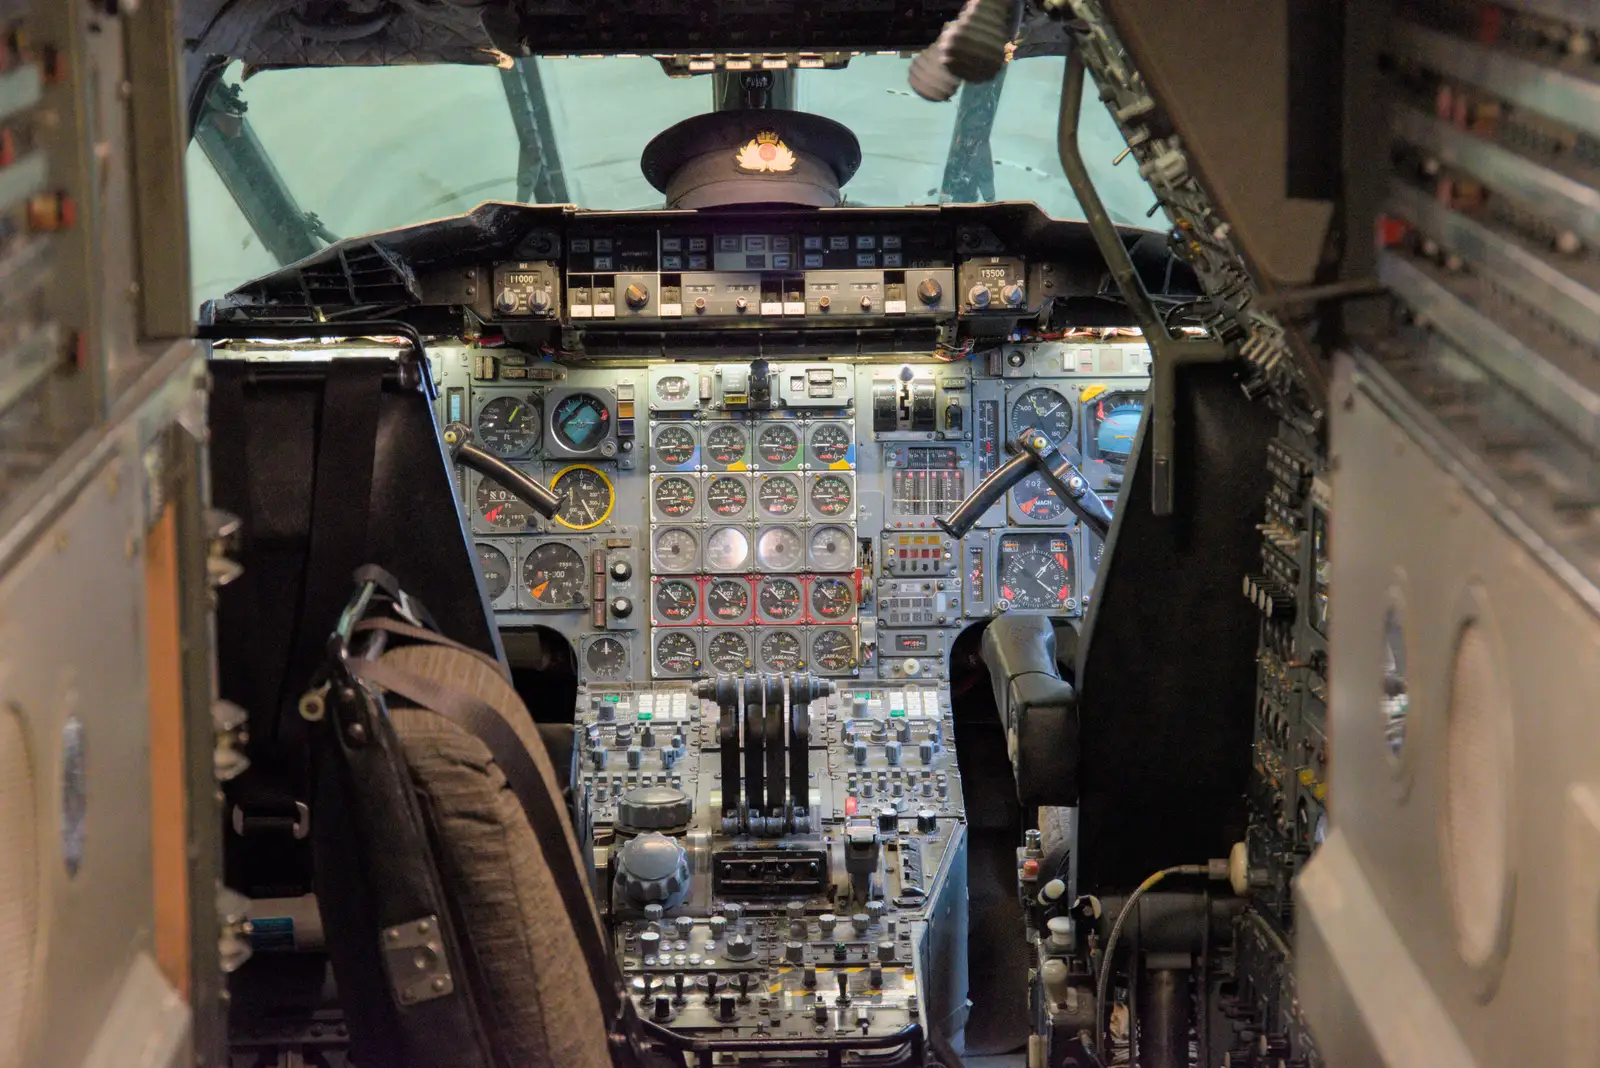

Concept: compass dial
[[552, 465, 615, 530], [808, 525, 854, 570], [809, 576, 854, 620], [705, 423, 747, 466], [475, 476, 537, 532], [809, 474, 853, 518], [757, 423, 800, 466], [585, 637, 627, 680], [654, 631, 699, 676], [756, 525, 803, 571], [475, 394, 540, 458], [1009, 387, 1072, 446], [705, 578, 750, 622], [652, 475, 696, 519], [758, 475, 800, 517], [705, 526, 751, 571], [759, 630, 803, 672], [522, 542, 586, 607], [811, 628, 855, 672], [652, 527, 699, 573], [707, 631, 752, 673], [705, 475, 750, 518], [653, 579, 699, 623], [475, 543, 512, 601], [652, 424, 696, 468], [758, 576, 803, 621], [808, 422, 851, 466]]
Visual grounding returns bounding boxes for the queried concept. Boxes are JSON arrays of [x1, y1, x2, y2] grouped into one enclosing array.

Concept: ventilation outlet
[[0, 704, 37, 1065], [1442, 620, 1514, 973]]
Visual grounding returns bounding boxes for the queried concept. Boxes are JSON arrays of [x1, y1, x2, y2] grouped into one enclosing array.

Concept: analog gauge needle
[[529, 579, 549, 599], [508, 405, 521, 424], [581, 495, 598, 523]]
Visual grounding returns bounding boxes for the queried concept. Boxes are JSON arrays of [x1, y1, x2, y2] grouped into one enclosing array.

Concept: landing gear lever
[[935, 431, 1113, 540], [442, 421, 565, 519]]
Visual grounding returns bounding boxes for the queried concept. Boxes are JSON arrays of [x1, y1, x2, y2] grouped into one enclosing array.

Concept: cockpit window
[[186, 55, 1156, 305]]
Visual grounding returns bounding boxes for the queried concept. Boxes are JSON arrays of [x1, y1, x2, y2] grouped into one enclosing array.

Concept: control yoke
[[441, 421, 565, 519], [936, 432, 1113, 541]]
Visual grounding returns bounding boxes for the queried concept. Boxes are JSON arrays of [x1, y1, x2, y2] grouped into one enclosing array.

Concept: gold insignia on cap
[[735, 130, 797, 174]]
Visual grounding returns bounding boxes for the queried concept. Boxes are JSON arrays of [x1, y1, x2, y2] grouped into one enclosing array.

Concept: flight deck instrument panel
[[432, 340, 1151, 687]]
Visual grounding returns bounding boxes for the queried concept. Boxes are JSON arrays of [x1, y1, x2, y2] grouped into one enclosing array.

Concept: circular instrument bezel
[[702, 472, 753, 521], [806, 471, 855, 521], [755, 421, 802, 469], [995, 531, 1078, 613], [805, 420, 854, 468], [583, 635, 629, 681], [706, 629, 754, 673], [807, 575, 856, 622], [704, 525, 752, 573], [704, 576, 754, 625], [550, 463, 616, 530], [1085, 389, 1146, 468], [521, 541, 588, 609], [650, 422, 699, 470], [702, 422, 750, 469], [755, 524, 804, 572], [1008, 385, 1074, 447], [548, 390, 615, 455], [651, 526, 700, 574], [650, 473, 699, 522], [756, 575, 805, 623], [652, 577, 701, 626], [472, 391, 542, 459], [474, 541, 514, 604], [653, 629, 701, 677], [756, 473, 802, 518], [807, 524, 856, 571], [810, 627, 857, 674], [473, 472, 539, 533], [1009, 469, 1071, 524], [758, 628, 805, 673], [653, 374, 694, 404]]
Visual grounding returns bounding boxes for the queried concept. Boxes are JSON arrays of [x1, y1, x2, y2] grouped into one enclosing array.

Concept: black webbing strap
[[285, 362, 385, 732], [352, 617, 511, 685], [346, 655, 623, 1024]]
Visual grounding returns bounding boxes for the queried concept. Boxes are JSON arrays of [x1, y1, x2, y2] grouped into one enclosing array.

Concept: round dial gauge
[[653, 476, 696, 518], [760, 630, 804, 671], [585, 637, 627, 680], [653, 425, 696, 467], [475, 395, 540, 458], [475, 543, 512, 600], [551, 392, 612, 452], [705, 526, 751, 571], [758, 475, 800, 517], [1010, 387, 1073, 446], [705, 578, 750, 622], [653, 527, 699, 572], [758, 577, 803, 621], [655, 375, 692, 402], [707, 631, 752, 673], [653, 579, 699, 622], [809, 474, 853, 517], [811, 629, 855, 672], [997, 534, 1075, 611], [808, 525, 854, 570], [1011, 471, 1068, 522], [808, 423, 851, 466], [522, 542, 586, 607], [705, 424, 747, 466], [552, 465, 615, 530], [705, 476, 749, 517], [1089, 391, 1145, 466], [655, 631, 699, 675], [756, 525, 803, 571], [475, 476, 537, 532], [757, 423, 800, 465], [809, 576, 854, 620]]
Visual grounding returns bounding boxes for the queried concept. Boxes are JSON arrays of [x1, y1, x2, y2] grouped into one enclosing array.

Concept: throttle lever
[[936, 431, 1113, 541], [442, 422, 565, 519]]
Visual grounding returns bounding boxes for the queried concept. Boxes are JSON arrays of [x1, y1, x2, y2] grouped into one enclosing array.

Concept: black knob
[[870, 965, 883, 988], [916, 277, 943, 305], [786, 941, 805, 964], [625, 282, 650, 309], [737, 971, 752, 1000], [814, 1002, 829, 1024], [654, 995, 672, 1021], [803, 966, 817, 989], [609, 559, 633, 581], [719, 993, 738, 1021], [836, 971, 851, 1004], [610, 596, 634, 618], [833, 943, 849, 961], [705, 973, 721, 1003], [673, 973, 687, 1002]]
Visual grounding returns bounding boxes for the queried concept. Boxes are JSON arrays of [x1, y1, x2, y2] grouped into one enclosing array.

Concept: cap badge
[[735, 130, 797, 174]]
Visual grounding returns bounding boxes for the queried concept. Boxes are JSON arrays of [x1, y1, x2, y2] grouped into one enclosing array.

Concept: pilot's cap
[[641, 110, 862, 209]]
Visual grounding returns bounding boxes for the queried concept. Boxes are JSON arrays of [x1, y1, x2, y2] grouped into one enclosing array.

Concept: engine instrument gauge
[[705, 424, 748, 466], [1087, 391, 1145, 467], [522, 542, 586, 607], [757, 423, 800, 466], [996, 533, 1076, 611], [707, 631, 752, 672], [811, 628, 855, 672], [809, 474, 853, 518], [705, 526, 751, 571], [758, 576, 803, 621], [1009, 387, 1073, 446], [475, 543, 512, 601], [653, 579, 699, 623], [655, 375, 692, 402], [808, 525, 854, 570], [705, 578, 751, 622], [758, 475, 800, 517], [756, 525, 803, 571], [654, 631, 699, 675], [1010, 471, 1068, 522], [475, 476, 537, 532], [760, 630, 803, 672], [652, 527, 699, 573], [652, 476, 696, 519], [551, 392, 612, 452], [551, 465, 615, 530], [809, 576, 854, 620], [808, 422, 852, 466], [585, 637, 627, 680], [475, 395, 540, 458], [705, 475, 749, 518], [652, 425, 696, 468]]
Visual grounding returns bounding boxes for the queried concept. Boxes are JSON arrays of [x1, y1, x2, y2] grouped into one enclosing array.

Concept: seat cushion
[[384, 644, 611, 1068]]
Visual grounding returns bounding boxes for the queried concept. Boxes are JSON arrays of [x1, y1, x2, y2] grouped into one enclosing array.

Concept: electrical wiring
[[1094, 864, 1209, 1058]]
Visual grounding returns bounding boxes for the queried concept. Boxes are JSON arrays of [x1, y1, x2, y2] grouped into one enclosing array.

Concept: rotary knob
[[735, 296, 749, 312], [617, 785, 693, 832], [640, 723, 656, 748], [967, 285, 991, 309], [1002, 283, 1025, 306], [725, 933, 755, 960], [610, 596, 634, 618], [495, 288, 520, 314], [916, 277, 943, 305], [859, 295, 873, 311], [614, 831, 691, 908], [527, 288, 551, 314], [785, 941, 805, 964], [609, 559, 633, 581], [625, 282, 650, 309], [877, 941, 896, 963]]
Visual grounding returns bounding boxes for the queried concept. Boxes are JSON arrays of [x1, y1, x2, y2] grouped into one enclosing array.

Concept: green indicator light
[[637, 711, 654, 721], [889, 709, 906, 717], [603, 694, 621, 703]]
